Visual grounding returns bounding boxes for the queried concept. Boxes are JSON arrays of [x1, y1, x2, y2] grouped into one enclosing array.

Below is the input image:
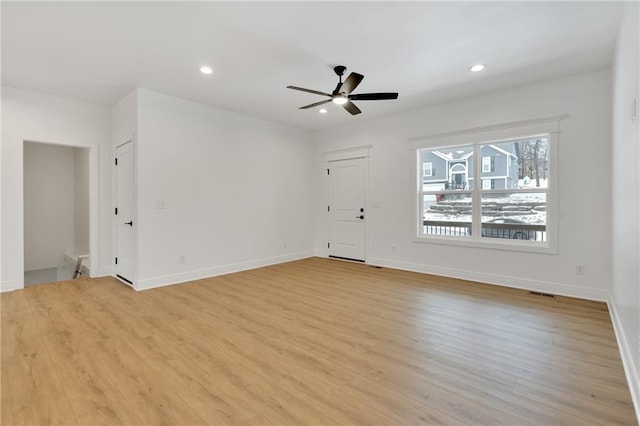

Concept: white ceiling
[[2, 1, 624, 132]]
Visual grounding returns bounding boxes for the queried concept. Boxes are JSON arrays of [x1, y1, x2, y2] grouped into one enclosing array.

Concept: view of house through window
[[419, 136, 549, 243]]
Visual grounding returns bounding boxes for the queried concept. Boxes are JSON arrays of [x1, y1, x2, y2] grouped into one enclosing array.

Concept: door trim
[[326, 152, 369, 263], [323, 145, 371, 162]]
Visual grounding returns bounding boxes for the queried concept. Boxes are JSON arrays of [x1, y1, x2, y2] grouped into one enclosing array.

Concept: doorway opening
[[23, 141, 91, 287]]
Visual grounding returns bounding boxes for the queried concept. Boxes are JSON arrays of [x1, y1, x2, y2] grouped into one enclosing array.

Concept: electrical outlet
[[576, 264, 585, 275]]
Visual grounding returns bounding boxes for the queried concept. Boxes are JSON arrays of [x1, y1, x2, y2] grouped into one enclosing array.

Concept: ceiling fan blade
[[342, 101, 362, 115], [300, 99, 332, 110], [341, 72, 364, 94], [287, 86, 332, 97], [349, 92, 399, 101]]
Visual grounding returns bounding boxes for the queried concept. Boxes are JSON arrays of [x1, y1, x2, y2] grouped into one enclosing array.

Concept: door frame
[[113, 137, 138, 288], [323, 145, 370, 262], [20, 139, 99, 288]]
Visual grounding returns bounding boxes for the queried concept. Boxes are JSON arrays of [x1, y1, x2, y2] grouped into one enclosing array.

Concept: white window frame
[[423, 162, 433, 177], [412, 116, 561, 254], [482, 156, 491, 173], [482, 179, 492, 190]]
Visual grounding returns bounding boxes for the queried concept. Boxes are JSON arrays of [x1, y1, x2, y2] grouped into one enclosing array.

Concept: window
[[482, 156, 496, 173], [482, 156, 491, 173], [418, 133, 554, 252], [423, 162, 433, 177]]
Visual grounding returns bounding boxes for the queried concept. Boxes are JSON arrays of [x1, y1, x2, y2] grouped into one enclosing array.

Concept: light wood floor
[[1, 257, 636, 425]]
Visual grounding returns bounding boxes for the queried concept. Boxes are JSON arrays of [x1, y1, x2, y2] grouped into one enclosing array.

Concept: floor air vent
[[530, 291, 556, 298]]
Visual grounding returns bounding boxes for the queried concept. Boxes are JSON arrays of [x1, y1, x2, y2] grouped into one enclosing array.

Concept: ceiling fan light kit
[[332, 95, 348, 105], [287, 65, 399, 116]]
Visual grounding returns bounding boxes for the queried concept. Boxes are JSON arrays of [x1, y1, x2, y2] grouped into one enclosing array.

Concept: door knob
[[124, 221, 133, 226], [356, 215, 364, 219]]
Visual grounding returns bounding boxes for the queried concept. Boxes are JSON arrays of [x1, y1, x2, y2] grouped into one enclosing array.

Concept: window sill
[[413, 235, 558, 254]]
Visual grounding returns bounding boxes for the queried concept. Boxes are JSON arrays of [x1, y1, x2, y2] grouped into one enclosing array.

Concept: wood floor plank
[[5, 339, 78, 425], [122, 326, 261, 424], [86, 338, 208, 425], [0, 257, 635, 425], [1, 358, 14, 426], [512, 375, 636, 424], [44, 331, 143, 425]]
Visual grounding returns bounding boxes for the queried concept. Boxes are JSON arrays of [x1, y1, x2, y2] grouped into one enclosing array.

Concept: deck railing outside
[[423, 220, 546, 241]]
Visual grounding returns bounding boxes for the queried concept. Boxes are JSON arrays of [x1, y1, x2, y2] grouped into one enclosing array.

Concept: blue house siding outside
[[469, 144, 519, 190], [422, 143, 519, 191], [421, 152, 448, 184]]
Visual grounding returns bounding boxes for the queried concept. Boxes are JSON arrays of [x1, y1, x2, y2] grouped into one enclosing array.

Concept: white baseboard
[[97, 266, 114, 277], [0, 280, 19, 293], [366, 257, 608, 301], [135, 251, 315, 291], [607, 295, 640, 423]]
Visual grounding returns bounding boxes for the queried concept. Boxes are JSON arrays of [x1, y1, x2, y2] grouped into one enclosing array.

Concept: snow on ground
[[519, 178, 548, 188], [424, 191, 547, 225]]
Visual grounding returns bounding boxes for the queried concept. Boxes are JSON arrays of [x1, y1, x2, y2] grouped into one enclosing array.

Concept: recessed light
[[200, 66, 213, 75], [319, 108, 328, 114], [470, 64, 485, 72]]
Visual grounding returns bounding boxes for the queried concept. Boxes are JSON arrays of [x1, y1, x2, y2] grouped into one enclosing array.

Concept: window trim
[[412, 118, 560, 254]]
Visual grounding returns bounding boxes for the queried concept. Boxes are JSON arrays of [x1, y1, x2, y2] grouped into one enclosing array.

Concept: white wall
[[133, 89, 314, 289], [611, 0, 640, 415], [1, 86, 112, 291], [23, 142, 75, 270], [74, 147, 90, 255], [314, 70, 612, 301], [111, 90, 138, 149]]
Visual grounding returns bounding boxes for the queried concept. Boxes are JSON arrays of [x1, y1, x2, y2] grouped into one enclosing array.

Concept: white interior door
[[328, 157, 366, 262], [115, 141, 135, 285]]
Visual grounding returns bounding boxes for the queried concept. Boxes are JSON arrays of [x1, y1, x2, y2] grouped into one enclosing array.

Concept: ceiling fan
[[287, 65, 399, 115]]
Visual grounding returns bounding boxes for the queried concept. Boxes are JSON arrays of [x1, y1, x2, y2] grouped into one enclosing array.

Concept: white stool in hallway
[[73, 254, 89, 279]]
